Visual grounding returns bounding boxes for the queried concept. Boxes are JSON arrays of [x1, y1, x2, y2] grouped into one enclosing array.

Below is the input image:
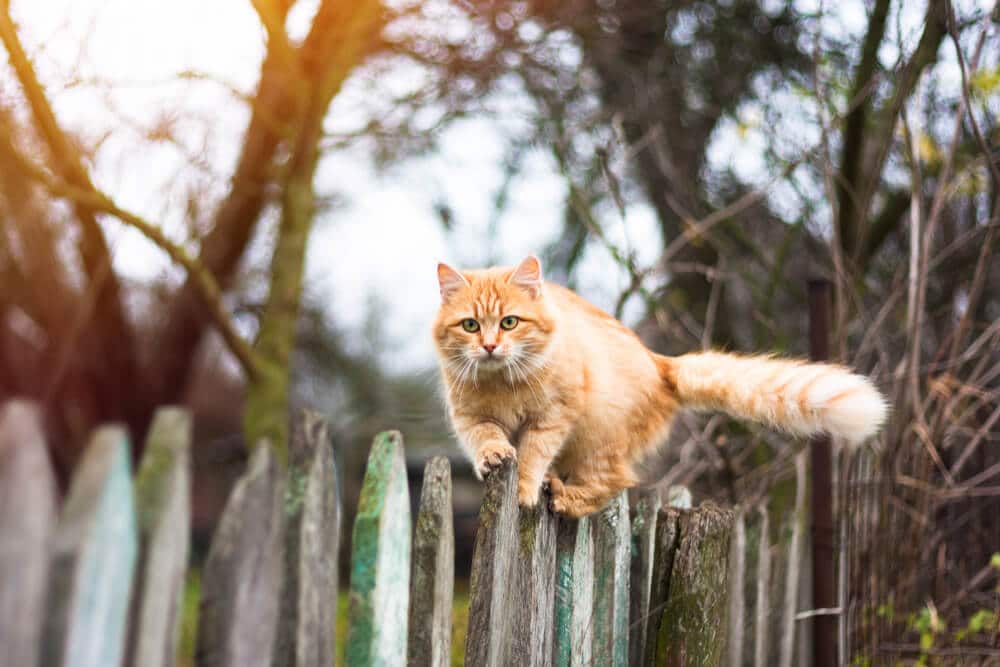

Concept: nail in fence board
[[651, 504, 735, 666], [126, 407, 192, 667], [0, 401, 56, 667], [274, 411, 341, 667], [41, 426, 138, 667], [511, 493, 558, 666], [628, 488, 660, 667], [593, 492, 631, 666], [197, 442, 286, 667], [346, 431, 411, 666], [465, 457, 518, 667], [553, 516, 594, 667], [408, 456, 454, 667]]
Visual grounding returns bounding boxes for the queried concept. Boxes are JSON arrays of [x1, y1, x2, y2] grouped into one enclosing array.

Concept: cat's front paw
[[518, 478, 541, 508], [546, 477, 587, 518], [474, 441, 516, 479]]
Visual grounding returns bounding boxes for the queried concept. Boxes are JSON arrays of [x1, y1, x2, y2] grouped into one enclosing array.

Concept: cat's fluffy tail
[[658, 351, 888, 445]]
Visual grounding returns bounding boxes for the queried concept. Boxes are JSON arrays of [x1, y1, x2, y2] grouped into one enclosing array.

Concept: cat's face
[[433, 256, 556, 383]]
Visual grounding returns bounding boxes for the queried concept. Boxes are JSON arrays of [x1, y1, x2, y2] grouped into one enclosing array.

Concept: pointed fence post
[[553, 515, 594, 667], [126, 407, 192, 667], [593, 492, 631, 666], [629, 488, 660, 667], [197, 442, 286, 667], [42, 426, 138, 667], [346, 431, 411, 666], [408, 456, 454, 667], [465, 457, 518, 667], [0, 401, 56, 667], [274, 411, 341, 667]]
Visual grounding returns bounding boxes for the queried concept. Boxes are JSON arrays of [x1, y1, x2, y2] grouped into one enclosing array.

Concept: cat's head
[[433, 255, 556, 382]]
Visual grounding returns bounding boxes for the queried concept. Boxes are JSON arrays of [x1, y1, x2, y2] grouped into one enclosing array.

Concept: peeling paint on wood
[[594, 492, 630, 666], [346, 430, 411, 666], [42, 426, 138, 667], [553, 515, 594, 667], [629, 488, 660, 667]]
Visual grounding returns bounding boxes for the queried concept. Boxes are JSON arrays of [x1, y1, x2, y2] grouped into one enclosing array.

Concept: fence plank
[[126, 407, 192, 667], [727, 510, 747, 667], [274, 411, 341, 667], [197, 442, 286, 667], [628, 488, 660, 667], [754, 506, 771, 667], [651, 504, 735, 666], [42, 426, 138, 667], [779, 451, 808, 667], [593, 492, 631, 666], [0, 401, 56, 667], [643, 507, 681, 667], [408, 456, 454, 667], [465, 456, 518, 667], [346, 430, 411, 666], [553, 516, 594, 667], [512, 493, 558, 666]]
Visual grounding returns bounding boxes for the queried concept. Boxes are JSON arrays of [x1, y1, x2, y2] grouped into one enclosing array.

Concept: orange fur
[[433, 256, 887, 517]]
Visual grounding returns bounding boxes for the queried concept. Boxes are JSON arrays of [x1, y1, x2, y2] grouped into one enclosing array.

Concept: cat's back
[[544, 282, 659, 386]]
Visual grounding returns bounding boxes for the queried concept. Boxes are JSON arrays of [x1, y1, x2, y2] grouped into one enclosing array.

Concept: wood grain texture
[[643, 507, 681, 667], [274, 411, 341, 667], [593, 492, 631, 666], [628, 488, 660, 667], [465, 457, 518, 667], [126, 407, 192, 667], [42, 426, 138, 667], [408, 456, 454, 667], [345, 430, 411, 666], [0, 401, 56, 667], [197, 441, 286, 667], [726, 510, 747, 667], [511, 493, 558, 666], [553, 516, 594, 667], [652, 504, 735, 667]]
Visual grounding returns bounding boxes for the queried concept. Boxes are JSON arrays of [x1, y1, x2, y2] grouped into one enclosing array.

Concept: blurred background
[[1, 0, 998, 661]]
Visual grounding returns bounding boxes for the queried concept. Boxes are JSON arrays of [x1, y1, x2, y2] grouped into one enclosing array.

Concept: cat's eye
[[461, 319, 480, 333], [500, 316, 519, 330]]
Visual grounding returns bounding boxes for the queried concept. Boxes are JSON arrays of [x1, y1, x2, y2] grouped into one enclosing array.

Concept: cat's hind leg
[[547, 475, 628, 518]]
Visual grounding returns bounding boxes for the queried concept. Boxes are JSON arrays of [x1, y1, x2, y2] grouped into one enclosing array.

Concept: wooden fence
[[0, 399, 737, 666]]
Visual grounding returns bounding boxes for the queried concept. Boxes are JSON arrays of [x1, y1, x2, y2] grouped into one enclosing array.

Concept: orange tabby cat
[[433, 255, 887, 517]]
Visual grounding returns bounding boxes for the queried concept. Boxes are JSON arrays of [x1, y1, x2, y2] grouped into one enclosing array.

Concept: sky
[[3, 0, 984, 371]]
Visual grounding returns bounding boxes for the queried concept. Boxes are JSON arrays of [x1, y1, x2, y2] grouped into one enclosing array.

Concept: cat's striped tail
[[657, 351, 888, 445]]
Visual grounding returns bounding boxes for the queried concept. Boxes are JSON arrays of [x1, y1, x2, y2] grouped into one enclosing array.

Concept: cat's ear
[[509, 255, 543, 298], [437, 262, 469, 302]]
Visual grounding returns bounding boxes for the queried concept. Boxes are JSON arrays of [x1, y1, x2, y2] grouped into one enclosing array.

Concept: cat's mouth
[[476, 355, 508, 371]]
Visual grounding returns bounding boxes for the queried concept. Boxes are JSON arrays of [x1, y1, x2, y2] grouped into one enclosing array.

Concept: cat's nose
[[483, 343, 497, 355]]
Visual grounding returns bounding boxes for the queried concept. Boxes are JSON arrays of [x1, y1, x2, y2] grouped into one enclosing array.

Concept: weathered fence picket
[[628, 488, 660, 667], [346, 430, 411, 666], [643, 506, 681, 667], [726, 509, 747, 667], [553, 515, 594, 667], [126, 407, 192, 667], [592, 492, 631, 666], [274, 410, 341, 667], [42, 426, 138, 667], [0, 401, 56, 667], [511, 492, 559, 666], [408, 456, 454, 667], [649, 504, 735, 665], [197, 441, 286, 667], [465, 457, 518, 667]]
